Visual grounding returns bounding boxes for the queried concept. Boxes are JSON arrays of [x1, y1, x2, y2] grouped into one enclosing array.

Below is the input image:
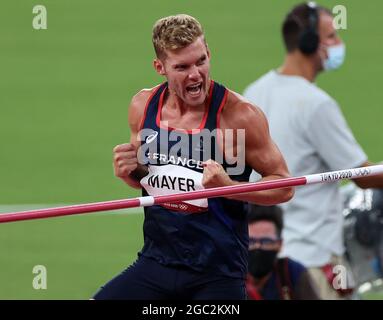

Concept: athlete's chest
[[140, 128, 210, 213]]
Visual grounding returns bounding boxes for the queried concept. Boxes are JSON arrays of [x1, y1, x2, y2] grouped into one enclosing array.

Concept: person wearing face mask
[[243, 2, 383, 299], [246, 204, 319, 300]]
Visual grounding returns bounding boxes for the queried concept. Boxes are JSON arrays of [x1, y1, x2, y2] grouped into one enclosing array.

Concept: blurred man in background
[[246, 204, 319, 300], [243, 2, 383, 299]]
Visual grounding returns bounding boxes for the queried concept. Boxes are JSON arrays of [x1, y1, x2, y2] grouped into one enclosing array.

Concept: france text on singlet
[[139, 81, 252, 279]]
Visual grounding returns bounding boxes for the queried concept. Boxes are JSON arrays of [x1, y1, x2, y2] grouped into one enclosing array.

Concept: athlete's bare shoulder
[[128, 84, 162, 131], [220, 89, 267, 131], [130, 86, 159, 114]]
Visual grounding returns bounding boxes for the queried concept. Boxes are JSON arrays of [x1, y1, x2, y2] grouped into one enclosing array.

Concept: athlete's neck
[[166, 80, 211, 115], [160, 83, 211, 130], [278, 52, 318, 82], [168, 92, 206, 114]]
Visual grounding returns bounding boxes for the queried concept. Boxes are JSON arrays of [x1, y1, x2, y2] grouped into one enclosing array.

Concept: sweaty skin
[[114, 87, 293, 206], [113, 36, 294, 205]]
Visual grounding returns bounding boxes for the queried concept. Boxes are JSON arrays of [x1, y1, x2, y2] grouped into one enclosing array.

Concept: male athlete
[[93, 14, 293, 300]]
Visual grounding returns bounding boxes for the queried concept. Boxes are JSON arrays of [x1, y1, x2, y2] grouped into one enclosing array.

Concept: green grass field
[[1, 0, 383, 299]]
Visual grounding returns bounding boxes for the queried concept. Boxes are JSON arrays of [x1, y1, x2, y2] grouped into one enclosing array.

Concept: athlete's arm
[[113, 90, 151, 189], [212, 98, 294, 205]]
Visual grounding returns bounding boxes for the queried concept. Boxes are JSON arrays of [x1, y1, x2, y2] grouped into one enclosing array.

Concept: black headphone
[[299, 1, 319, 55]]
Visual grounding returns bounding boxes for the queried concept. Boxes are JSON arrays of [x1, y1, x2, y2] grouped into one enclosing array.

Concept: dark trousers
[[93, 256, 246, 300]]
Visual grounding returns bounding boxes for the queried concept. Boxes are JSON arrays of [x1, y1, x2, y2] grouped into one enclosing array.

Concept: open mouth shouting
[[186, 82, 203, 97]]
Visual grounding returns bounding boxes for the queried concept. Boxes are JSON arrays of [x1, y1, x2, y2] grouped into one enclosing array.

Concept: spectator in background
[[243, 2, 383, 299], [246, 204, 319, 300]]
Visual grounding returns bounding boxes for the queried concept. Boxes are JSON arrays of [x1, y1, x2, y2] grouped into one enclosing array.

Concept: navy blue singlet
[[138, 81, 252, 279]]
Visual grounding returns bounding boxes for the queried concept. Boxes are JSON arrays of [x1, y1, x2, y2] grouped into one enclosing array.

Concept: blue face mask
[[322, 43, 346, 71]]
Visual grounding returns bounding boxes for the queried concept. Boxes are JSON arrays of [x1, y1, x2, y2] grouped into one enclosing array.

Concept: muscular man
[[93, 14, 293, 300]]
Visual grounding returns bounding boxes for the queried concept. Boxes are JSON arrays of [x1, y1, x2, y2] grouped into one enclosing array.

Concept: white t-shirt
[[243, 70, 367, 267]]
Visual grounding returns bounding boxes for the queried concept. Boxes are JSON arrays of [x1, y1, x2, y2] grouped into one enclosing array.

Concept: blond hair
[[152, 14, 204, 59]]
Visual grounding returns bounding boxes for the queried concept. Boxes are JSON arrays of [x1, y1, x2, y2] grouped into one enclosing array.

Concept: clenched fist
[[113, 143, 138, 179], [202, 159, 235, 189]]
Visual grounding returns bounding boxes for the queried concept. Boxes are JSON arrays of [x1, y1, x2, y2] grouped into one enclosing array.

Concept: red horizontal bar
[[0, 176, 306, 224]]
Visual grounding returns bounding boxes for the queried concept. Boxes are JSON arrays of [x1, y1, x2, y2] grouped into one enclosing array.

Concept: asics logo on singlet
[[145, 132, 158, 144], [194, 136, 204, 152]]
